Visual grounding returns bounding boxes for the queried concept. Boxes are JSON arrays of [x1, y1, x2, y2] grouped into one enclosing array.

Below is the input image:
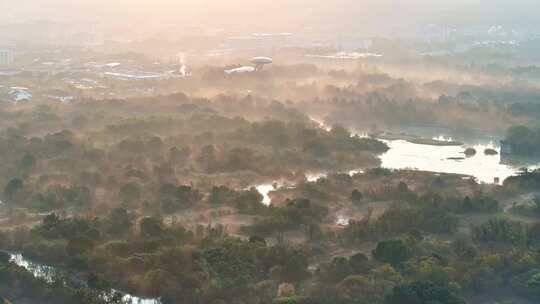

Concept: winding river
[[9, 253, 161, 304]]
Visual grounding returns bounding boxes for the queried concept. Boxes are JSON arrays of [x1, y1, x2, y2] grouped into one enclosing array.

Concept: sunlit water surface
[[9, 253, 161, 304], [379, 139, 539, 184]]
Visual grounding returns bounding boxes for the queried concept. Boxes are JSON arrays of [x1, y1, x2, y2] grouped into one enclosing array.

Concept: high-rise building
[[0, 50, 14, 65]]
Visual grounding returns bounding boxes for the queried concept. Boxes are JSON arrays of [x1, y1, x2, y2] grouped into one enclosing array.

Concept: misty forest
[[2, 1, 540, 304]]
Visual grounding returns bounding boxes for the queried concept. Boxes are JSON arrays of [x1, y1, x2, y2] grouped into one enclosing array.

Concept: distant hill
[[434, 0, 540, 28]]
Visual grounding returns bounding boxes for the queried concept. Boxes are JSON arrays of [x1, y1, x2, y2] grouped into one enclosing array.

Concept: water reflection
[[10, 253, 56, 283], [336, 216, 350, 226], [9, 253, 161, 304], [432, 135, 455, 142], [380, 139, 540, 184], [256, 170, 364, 205], [306, 172, 327, 182], [256, 184, 277, 206]]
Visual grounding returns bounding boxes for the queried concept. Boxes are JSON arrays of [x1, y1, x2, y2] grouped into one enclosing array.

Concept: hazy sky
[[0, 0, 474, 23], [1, 0, 539, 33]]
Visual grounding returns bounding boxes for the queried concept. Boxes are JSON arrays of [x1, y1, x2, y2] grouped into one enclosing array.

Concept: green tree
[[4, 178, 23, 201], [160, 184, 201, 212], [472, 218, 527, 245], [373, 239, 411, 266], [397, 181, 409, 193], [119, 183, 141, 205], [350, 189, 363, 205], [66, 236, 94, 256], [507, 126, 534, 145], [235, 189, 264, 214], [0, 251, 10, 264], [20, 153, 36, 170], [140, 217, 164, 238], [139, 269, 176, 296], [105, 208, 133, 236], [533, 196, 540, 213], [452, 239, 477, 260], [385, 281, 465, 304], [349, 252, 370, 274], [324, 256, 350, 282], [209, 186, 235, 205], [512, 269, 540, 299]]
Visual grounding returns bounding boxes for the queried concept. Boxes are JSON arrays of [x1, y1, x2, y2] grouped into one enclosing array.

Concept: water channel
[[9, 253, 161, 304]]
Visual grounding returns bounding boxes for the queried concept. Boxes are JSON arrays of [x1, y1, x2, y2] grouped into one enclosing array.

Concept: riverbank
[[372, 132, 463, 146]]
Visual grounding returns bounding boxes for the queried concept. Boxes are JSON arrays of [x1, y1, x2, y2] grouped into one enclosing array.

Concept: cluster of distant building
[[224, 56, 273, 75], [0, 50, 14, 65]]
